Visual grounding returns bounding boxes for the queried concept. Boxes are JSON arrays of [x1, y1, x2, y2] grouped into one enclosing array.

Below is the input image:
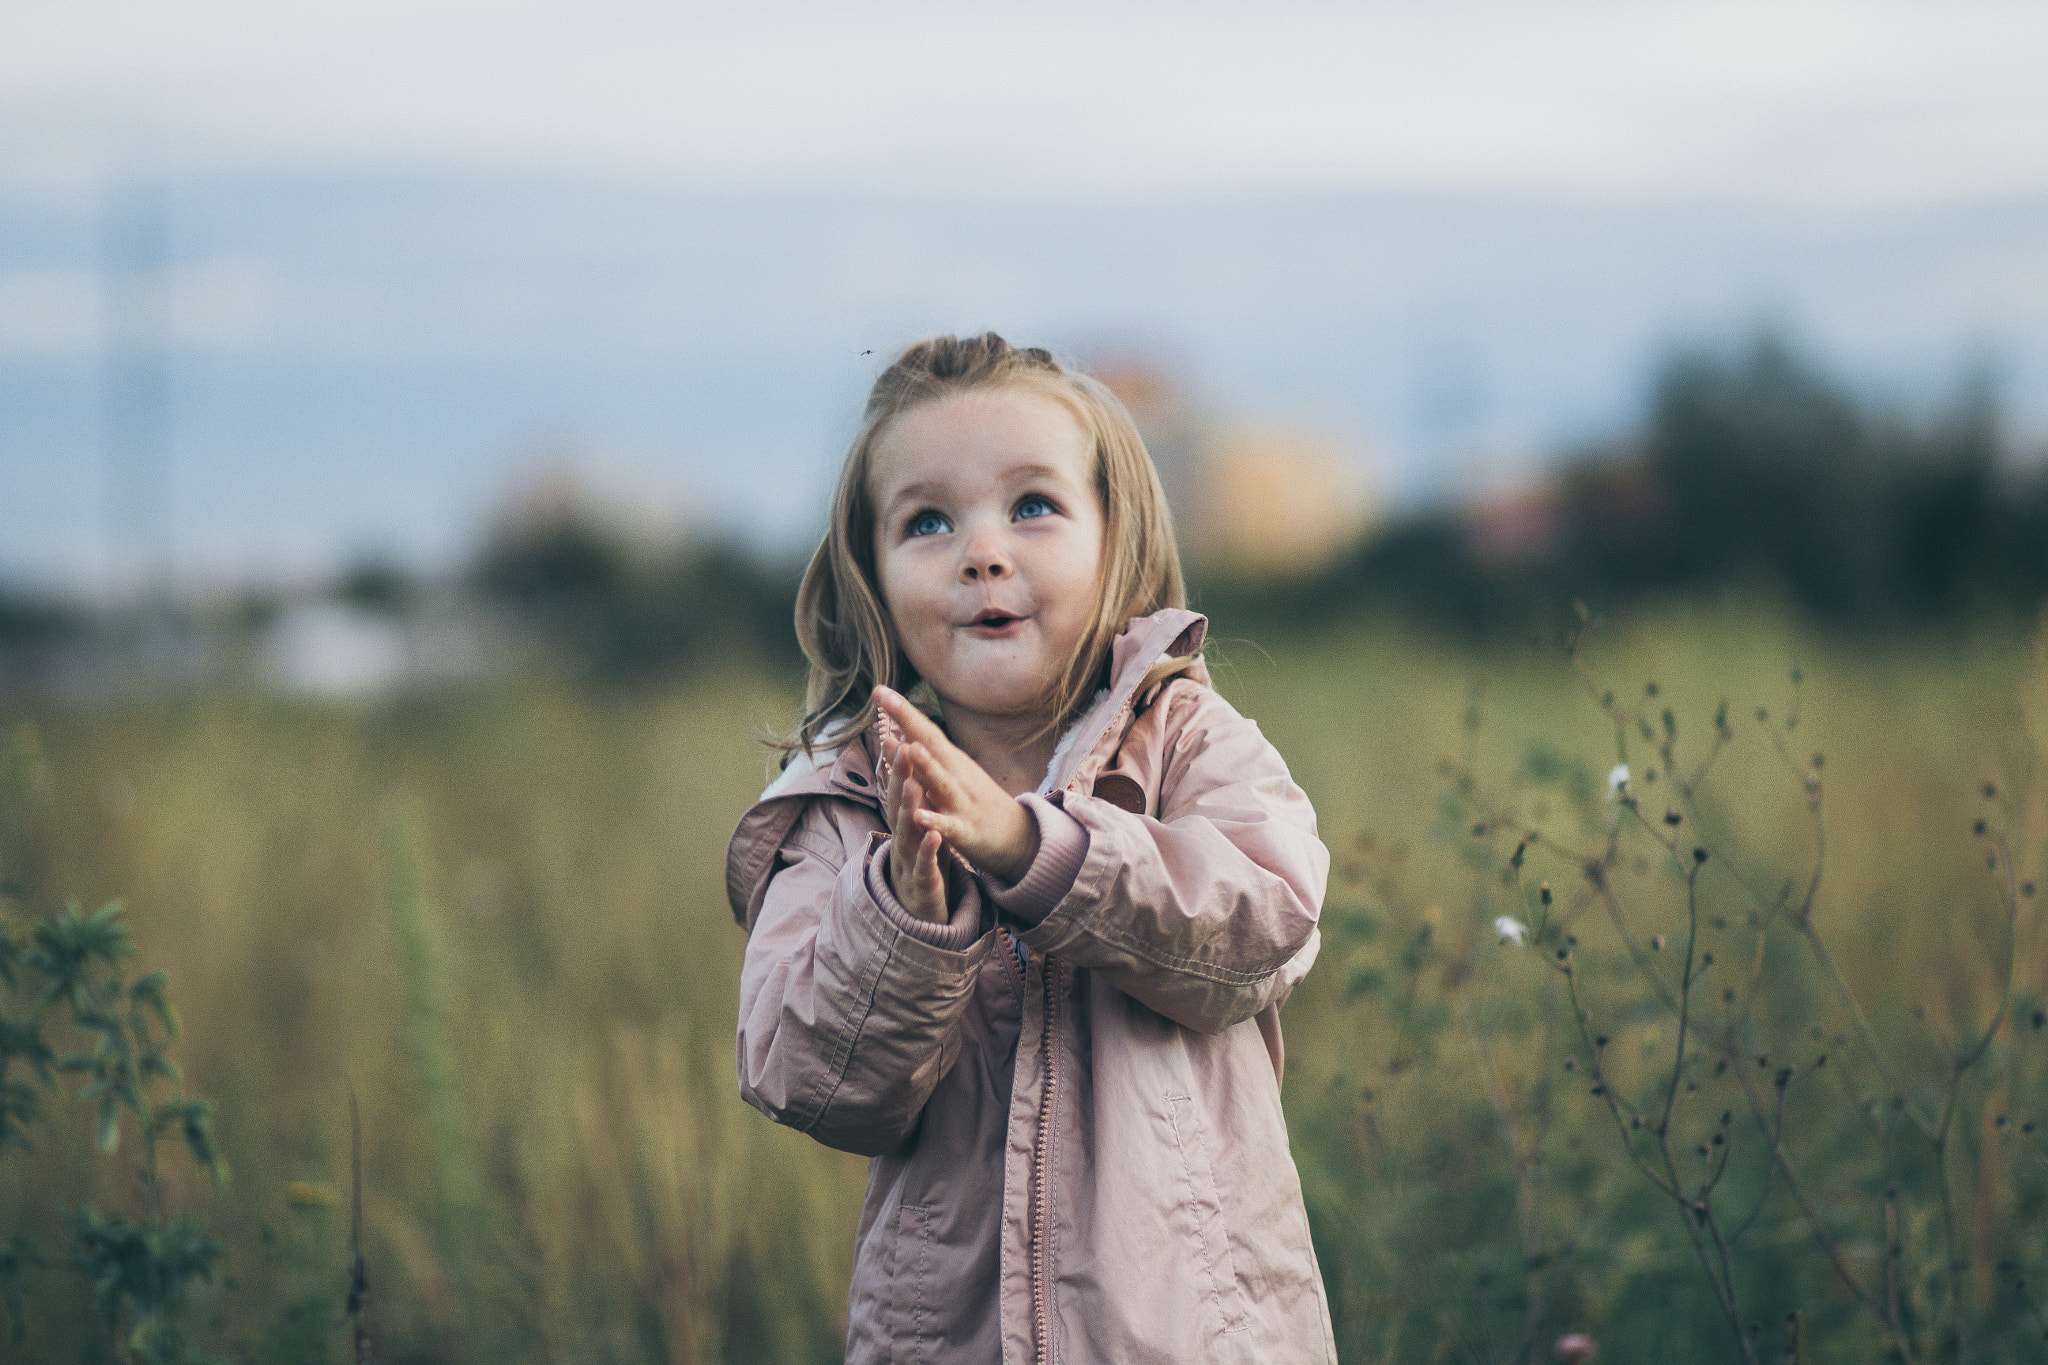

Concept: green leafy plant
[[1, 837, 228, 1361]]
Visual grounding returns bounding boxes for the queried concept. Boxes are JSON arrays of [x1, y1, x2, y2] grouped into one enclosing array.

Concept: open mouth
[[968, 610, 1023, 630]]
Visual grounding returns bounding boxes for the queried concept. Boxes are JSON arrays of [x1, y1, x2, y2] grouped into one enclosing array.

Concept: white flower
[[1606, 763, 1630, 798], [1494, 916, 1529, 946]]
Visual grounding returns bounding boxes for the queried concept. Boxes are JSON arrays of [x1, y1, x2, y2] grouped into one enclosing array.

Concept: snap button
[[846, 772, 869, 787], [1091, 773, 1146, 814]]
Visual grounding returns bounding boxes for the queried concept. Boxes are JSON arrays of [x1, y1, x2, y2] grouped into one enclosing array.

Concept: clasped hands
[[874, 687, 1040, 924]]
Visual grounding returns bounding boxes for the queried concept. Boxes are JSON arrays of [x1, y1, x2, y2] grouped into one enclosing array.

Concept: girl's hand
[[875, 687, 1039, 885], [881, 710, 954, 922]]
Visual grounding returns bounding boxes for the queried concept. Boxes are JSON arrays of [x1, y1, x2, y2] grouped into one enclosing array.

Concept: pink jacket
[[727, 609, 1337, 1364]]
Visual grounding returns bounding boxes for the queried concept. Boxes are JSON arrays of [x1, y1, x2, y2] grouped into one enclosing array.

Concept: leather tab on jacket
[[1090, 772, 1147, 814]]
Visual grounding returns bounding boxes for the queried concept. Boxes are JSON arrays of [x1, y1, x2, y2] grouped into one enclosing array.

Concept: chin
[[943, 674, 1053, 718]]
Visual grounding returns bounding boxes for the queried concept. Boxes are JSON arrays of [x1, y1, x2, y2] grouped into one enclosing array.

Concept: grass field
[[3, 602, 2044, 1363]]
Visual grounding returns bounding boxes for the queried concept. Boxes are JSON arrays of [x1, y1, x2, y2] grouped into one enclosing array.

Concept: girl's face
[[869, 386, 1105, 731]]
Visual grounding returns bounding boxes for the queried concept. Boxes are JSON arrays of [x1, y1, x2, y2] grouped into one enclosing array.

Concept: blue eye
[[908, 510, 950, 537], [1014, 495, 1055, 521]]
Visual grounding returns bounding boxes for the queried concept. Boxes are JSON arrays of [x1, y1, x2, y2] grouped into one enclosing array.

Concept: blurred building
[[1095, 360, 1379, 578]]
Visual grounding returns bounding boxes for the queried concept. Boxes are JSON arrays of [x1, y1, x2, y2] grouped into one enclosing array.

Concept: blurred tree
[[1644, 336, 1887, 619], [1271, 333, 2048, 638], [468, 513, 799, 681], [335, 553, 418, 617]]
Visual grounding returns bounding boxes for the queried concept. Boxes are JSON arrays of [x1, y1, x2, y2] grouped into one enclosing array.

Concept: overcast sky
[[6, 2, 2048, 598], [7, 0, 2048, 203]]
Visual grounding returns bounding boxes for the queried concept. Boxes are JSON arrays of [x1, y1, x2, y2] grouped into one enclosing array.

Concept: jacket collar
[[1043, 607, 1204, 794], [726, 607, 1207, 926]]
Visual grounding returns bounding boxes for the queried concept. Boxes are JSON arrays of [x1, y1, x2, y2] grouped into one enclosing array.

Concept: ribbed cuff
[[985, 794, 1089, 928], [865, 833, 983, 951]]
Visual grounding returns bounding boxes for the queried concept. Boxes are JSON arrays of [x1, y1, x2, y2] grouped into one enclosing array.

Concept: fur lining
[[1036, 689, 1110, 797], [759, 718, 850, 800]]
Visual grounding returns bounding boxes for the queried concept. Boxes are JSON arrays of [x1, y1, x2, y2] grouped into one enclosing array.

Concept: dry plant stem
[[350, 1086, 371, 1365], [1564, 967, 1761, 1365], [1465, 1007, 1563, 1360], [1926, 836, 2024, 1363], [1886, 1191, 1908, 1362], [1756, 718, 1935, 1142], [1730, 1043, 1915, 1364], [1726, 1074, 1789, 1245], [1658, 863, 1762, 1357], [1583, 859, 1680, 1012], [1657, 862, 1705, 1142]]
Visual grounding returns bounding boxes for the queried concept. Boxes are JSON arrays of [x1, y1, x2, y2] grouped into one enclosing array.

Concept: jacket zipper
[[1030, 955, 1059, 1364]]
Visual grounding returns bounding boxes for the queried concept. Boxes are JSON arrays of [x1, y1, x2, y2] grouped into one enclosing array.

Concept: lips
[[965, 609, 1024, 630]]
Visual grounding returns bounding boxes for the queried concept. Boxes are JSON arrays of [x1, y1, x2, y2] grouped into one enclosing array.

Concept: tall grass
[[0, 605, 2040, 1361]]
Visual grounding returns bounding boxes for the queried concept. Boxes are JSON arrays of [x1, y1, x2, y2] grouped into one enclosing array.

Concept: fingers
[[891, 741, 973, 821], [908, 743, 966, 806], [911, 827, 947, 921], [910, 804, 959, 843], [874, 687, 954, 756]]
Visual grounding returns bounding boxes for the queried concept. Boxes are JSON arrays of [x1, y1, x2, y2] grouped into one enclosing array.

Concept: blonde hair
[[780, 332, 1187, 759]]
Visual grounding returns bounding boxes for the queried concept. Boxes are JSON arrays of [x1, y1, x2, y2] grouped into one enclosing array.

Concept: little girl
[[728, 334, 1335, 1363]]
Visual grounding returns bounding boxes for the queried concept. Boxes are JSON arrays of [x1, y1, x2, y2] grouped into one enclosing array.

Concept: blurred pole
[[102, 174, 173, 605]]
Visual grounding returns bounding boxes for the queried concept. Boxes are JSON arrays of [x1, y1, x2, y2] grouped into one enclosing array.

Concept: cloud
[[3, 1, 2046, 203]]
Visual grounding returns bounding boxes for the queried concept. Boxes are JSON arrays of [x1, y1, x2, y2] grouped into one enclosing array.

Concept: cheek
[[877, 554, 943, 642]]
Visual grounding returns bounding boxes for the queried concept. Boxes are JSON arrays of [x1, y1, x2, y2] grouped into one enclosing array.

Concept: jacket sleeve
[[735, 800, 992, 1156], [1014, 684, 1327, 1034]]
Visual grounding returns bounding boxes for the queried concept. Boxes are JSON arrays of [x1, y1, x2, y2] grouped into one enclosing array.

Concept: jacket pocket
[[891, 1203, 937, 1364], [1163, 1094, 1252, 1336]]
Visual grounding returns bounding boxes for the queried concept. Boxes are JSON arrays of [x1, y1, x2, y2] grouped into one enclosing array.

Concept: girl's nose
[[960, 533, 1011, 581]]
